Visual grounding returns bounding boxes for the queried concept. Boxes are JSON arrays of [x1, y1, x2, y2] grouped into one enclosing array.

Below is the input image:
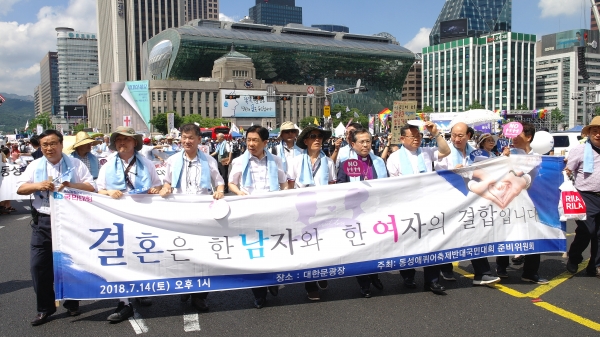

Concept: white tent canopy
[[334, 122, 346, 138]]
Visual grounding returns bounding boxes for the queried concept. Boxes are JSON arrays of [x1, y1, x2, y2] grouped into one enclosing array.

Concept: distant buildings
[[55, 27, 99, 117], [401, 54, 422, 110], [249, 0, 302, 26], [37, 52, 60, 115], [311, 24, 349, 33]]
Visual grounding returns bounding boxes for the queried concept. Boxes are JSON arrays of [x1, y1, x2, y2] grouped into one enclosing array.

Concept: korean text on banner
[[51, 156, 566, 300]]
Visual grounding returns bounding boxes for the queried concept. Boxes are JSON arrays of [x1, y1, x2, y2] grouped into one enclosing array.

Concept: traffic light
[[252, 96, 264, 100], [347, 86, 368, 94], [578, 46, 590, 80], [225, 94, 240, 99], [280, 96, 291, 101]]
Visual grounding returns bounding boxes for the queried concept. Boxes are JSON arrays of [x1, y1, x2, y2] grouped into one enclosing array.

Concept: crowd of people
[[8, 116, 600, 327]]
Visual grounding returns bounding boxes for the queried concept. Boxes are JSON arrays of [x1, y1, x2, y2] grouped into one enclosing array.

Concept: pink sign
[[343, 159, 362, 177], [502, 122, 523, 139]]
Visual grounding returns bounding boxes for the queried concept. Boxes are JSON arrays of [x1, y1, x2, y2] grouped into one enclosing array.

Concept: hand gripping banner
[[51, 155, 566, 300]]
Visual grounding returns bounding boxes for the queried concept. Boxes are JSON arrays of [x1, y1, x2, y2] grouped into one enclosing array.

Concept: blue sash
[[241, 150, 280, 192], [348, 150, 388, 182], [298, 151, 329, 186], [171, 150, 211, 189], [71, 152, 99, 178], [398, 146, 427, 175], [105, 152, 152, 192], [277, 143, 303, 172], [584, 140, 595, 173], [34, 156, 76, 197], [450, 143, 474, 167]]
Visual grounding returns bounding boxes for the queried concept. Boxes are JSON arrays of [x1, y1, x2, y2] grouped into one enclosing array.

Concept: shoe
[[307, 290, 321, 301], [136, 297, 152, 306], [512, 255, 525, 265], [180, 294, 190, 302], [317, 280, 329, 290], [440, 271, 456, 281], [403, 277, 417, 289], [30, 309, 56, 326], [496, 267, 509, 278], [423, 282, 446, 295], [63, 301, 80, 316], [360, 287, 372, 298], [191, 297, 209, 312], [566, 260, 578, 274], [371, 278, 384, 290], [254, 297, 266, 309], [521, 275, 549, 285], [268, 286, 279, 296], [473, 275, 501, 286], [107, 302, 134, 322], [586, 266, 600, 277]]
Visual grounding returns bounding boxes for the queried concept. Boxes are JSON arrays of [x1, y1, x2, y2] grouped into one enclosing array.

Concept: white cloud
[[0, 0, 97, 96], [219, 13, 236, 22], [538, 0, 586, 18], [0, 0, 21, 16], [404, 27, 432, 53]]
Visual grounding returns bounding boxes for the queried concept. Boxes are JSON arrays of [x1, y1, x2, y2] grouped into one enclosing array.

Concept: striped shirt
[[567, 143, 600, 192]]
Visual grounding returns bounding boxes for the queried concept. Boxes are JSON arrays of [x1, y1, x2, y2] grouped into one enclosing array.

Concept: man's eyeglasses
[[308, 134, 323, 140], [355, 140, 372, 145], [403, 135, 421, 140], [41, 142, 60, 149]]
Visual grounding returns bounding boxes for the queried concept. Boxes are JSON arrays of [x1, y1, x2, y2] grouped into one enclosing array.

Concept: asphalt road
[[1, 200, 599, 337]]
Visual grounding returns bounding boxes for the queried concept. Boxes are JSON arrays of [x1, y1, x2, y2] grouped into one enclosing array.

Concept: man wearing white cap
[[272, 121, 303, 184]]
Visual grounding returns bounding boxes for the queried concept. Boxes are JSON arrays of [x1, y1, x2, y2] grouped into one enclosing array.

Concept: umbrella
[[230, 131, 243, 138], [449, 109, 503, 127]]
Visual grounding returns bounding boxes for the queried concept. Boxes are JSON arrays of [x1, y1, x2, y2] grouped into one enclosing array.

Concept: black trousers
[[569, 192, 600, 270], [31, 215, 78, 313], [191, 292, 208, 300], [217, 162, 229, 192], [355, 274, 380, 289], [439, 258, 492, 277], [496, 254, 540, 277], [400, 266, 441, 283]]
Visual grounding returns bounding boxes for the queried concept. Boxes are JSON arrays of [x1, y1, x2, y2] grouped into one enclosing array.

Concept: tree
[[150, 111, 183, 134], [182, 114, 230, 128], [72, 124, 86, 133], [299, 116, 316, 129], [28, 112, 54, 131], [550, 108, 565, 123], [594, 106, 600, 117], [465, 100, 483, 110], [516, 103, 530, 110], [418, 105, 434, 113]]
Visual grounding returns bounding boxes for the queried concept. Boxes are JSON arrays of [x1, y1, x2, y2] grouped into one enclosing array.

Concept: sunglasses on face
[[308, 134, 323, 140]]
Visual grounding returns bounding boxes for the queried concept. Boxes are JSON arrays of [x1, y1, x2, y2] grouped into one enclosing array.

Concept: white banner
[[0, 164, 30, 200], [51, 156, 566, 300]]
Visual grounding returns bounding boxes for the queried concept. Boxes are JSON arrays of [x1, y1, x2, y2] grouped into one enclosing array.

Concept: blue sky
[[0, 0, 593, 96]]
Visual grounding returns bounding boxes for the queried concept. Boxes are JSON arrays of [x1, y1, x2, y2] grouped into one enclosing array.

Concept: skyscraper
[[429, 0, 511, 46], [56, 27, 99, 116], [38, 52, 60, 115], [249, 0, 302, 26], [592, 0, 600, 30], [96, 0, 219, 84]]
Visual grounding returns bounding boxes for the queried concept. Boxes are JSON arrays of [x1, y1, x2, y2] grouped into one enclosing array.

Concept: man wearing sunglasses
[[272, 121, 303, 187], [96, 126, 163, 323], [17, 129, 95, 326]]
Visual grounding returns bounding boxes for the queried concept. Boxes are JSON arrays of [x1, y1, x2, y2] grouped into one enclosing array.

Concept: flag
[[345, 118, 354, 128], [0, 93, 5, 107], [230, 123, 239, 134], [353, 111, 359, 118], [368, 115, 375, 134], [194, 122, 200, 127], [346, 106, 350, 112], [25, 120, 29, 130], [336, 112, 341, 119], [378, 108, 391, 123], [313, 117, 319, 125]]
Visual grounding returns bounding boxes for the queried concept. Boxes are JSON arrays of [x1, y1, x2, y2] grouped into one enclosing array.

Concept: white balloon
[[531, 131, 554, 154]]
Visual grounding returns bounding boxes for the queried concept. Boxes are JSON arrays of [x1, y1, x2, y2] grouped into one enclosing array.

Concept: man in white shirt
[[386, 122, 451, 294], [211, 133, 232, 193], [140, 137, 166, 161], [332, 122, 363, 170], [229, 125, 288, 308], [160, 124, 225, 311], [95, 135, 112, 157], [271, 121, 302, 184], [17, 130, 95, 326], [96, 126, 163, 322]]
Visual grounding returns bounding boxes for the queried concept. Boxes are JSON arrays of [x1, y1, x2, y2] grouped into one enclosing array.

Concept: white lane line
[[23, 206, 31, 211], [17, 216, 30, 221], [128, 311, 149, 334], [183, 313, 201, 332], [15, 200, 22, 203], [0, 226, 4, 230]]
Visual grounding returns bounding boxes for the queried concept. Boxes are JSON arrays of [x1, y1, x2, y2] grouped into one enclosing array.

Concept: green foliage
[[299, 117, 317, 129], [594, 106, 600, 117], [0, 98, 35, 133], [72, 124, 86, 133], [150, 111, 183, 134], [418, 105, 434, 113], [516, 104, 530, 110], [181, 114, 229, 128], [329, 104, 368, 128], [465, 100, 484, 110], [29, 112, 54, 131], [550, 108, 565, 122]]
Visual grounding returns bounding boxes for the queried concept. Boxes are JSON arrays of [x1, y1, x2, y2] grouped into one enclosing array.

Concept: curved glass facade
[[143, 25, 415, 114]]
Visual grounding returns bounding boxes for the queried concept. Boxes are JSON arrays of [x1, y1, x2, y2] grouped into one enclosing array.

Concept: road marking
[[525, 259, 590, 298], [534, 302, 600, 331], [128, 311, 149, 334], [16, 216, 30, 221], [454, 261, 600, 331], [0, 226, 4, 230], [23, 206, 31, 211], [183, 313, 201, 332], [15, 200, 22, 203]]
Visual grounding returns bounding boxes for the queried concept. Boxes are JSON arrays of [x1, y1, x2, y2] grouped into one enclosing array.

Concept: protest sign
[[391, 101, 417, 144], [51, 156, 566, 300], [0, 164, 30, 200]]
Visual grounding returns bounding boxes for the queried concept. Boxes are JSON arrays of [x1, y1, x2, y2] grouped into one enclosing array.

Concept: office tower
[[56, 27, 99, 116], [38, 52, 60, 115], [249, 0, 302, 26], [429, 0, 511, 46], [592, 0, 600, 30], [422, 32, 536, 112], [96, 0, 219, 84]]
